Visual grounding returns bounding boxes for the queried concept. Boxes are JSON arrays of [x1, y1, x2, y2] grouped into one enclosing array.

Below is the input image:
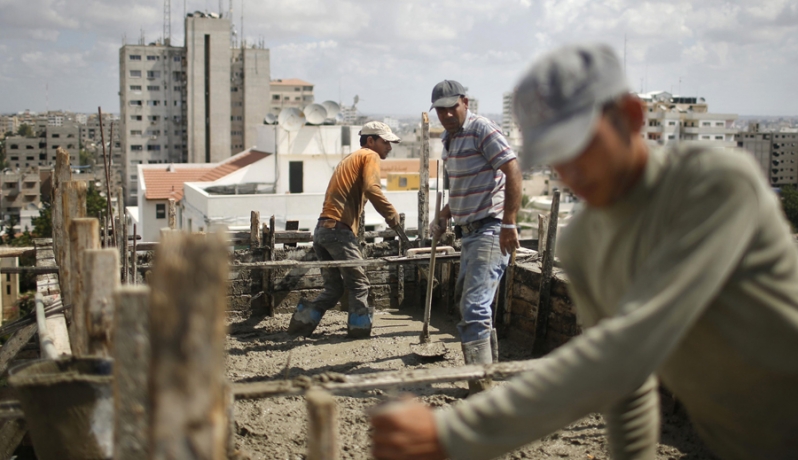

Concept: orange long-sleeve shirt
[[319, 148, 399, 234]]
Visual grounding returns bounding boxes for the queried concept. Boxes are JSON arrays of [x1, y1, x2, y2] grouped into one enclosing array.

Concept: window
[[130, 130, 142, 135], [40, 153, 47, 160], [147, 100, 161, 106], [146, 70, 161, 78], [129, 100, 142, 106], [156, 203, 166, 219], [147, 55, 158, 61], [9, 144, 18, 149], [51, 145, 59, 149], [148, 115, 160, 121], [147, 85, 160, 91], [130, 115, 142, 121], [303, 86, 312, 91], [174, 86, 181, 91], [272, 95, 280, 100], [715, 136, 724, 140], [146, 130, 161, 136], [174, 56, 181, 62], [294, 97, 300, 101], [702, 122, 711, 127], [231, 87, 239, 92], [146, 145, 161, 151], [172, 71, 182, 79], [51, 133, 60, 138], [130, 145, 143, 151], [130, 85, 142, 91], [668, 121, 676, 126], [294, 87, 301, 92], [129, 55, 141, 60], [129, 70, 141, 78], [715, 122, 724, 127], [130, 174, 138, 180]]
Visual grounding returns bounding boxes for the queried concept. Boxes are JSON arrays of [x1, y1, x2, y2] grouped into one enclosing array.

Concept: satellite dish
[[263, 113, 277, 125], [321, 100, 340, 119], [304, 103, 328, 125], [277, 108, 305, 132]]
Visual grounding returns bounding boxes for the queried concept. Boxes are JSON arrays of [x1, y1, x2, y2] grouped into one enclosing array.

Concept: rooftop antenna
[[219, 0, 223, 15], [163, 0, 171, 46], [139, 28, 145, 45], [240, 0, 244, 48]]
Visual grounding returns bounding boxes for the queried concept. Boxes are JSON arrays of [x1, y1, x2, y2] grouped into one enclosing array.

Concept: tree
[[32, 201, 52, 238], [17, 124, 34, 138], [87, 183, 106, 219], [3, 215, 17, 244], [780, 185, 798, 231]]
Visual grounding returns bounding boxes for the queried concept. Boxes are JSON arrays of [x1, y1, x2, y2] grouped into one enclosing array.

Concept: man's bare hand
[[370, 400, 446, 460], [500, 227, 520, 256], [429, 216, 447, 240]]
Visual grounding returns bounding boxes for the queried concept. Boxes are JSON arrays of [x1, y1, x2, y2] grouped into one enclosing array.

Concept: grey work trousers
[[305, 225, 370, 315]]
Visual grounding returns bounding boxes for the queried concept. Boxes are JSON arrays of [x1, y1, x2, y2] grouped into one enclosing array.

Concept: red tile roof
[[271, 78, 313, 86], [143, 150, 270, 201]]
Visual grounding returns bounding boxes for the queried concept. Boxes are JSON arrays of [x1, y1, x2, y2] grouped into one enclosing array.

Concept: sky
[[0, 0, 797, 117]]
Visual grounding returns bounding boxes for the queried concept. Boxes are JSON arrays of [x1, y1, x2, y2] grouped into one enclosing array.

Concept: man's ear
[[622, 94, 645, 134], [461, 96, 469, 110]]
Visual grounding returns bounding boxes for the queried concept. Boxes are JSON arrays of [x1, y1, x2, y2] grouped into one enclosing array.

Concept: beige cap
[[359, 121, 400, 143]]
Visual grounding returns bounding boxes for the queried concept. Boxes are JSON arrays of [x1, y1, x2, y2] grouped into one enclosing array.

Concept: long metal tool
[[420, 191, 442, 343]]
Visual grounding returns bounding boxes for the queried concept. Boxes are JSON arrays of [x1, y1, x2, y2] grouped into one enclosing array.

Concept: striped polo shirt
[[442, 110, 516, 225]]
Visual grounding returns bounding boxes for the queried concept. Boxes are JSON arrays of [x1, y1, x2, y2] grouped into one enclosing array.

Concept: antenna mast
[[164, 0, 171, 46], [240, 0, 244, 48]]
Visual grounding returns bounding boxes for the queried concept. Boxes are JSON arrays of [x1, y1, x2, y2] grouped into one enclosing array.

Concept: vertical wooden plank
[[250, 211, 261, 248], [59, 180, 87, 319], [167, 198, 176, 230], [285, 219, 299, 249], [396, 213, 405, 308], [266, 215, 276, 317], [84, 249, 120, 357], [132, 224, 138, 285], [113, 285, 151, 460], [418, 112, 430, 244], [65, 213, 94, 357], [533, 190, 560, 355], [306, 388, 338, 460], [148, 231, 229, 460], [52, 148, 72, 270], [502, 250, 517, 330]]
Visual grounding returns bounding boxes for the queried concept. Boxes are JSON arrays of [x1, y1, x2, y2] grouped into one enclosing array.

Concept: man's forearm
[[500, 159, 522, 224]]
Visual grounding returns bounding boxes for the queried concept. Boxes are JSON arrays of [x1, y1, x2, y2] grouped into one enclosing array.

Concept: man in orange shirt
[[288, 121, 403, 339]]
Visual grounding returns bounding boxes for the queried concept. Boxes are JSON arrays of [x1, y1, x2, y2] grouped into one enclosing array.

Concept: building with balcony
[[269, 79, 314, 116], [736, 125, 798, 187], [4, 124, 80, 170], [637, 91, 737, 148]]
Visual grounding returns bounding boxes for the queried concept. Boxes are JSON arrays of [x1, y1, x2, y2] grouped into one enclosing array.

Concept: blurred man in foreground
[[371, 44, 798, 460]]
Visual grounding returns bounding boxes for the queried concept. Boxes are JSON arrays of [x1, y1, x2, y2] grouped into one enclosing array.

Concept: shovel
[[410, 191, 448, 360]]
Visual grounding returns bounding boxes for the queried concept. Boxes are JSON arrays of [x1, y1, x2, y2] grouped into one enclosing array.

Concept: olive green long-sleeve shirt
[[434, 145, 798, 460]]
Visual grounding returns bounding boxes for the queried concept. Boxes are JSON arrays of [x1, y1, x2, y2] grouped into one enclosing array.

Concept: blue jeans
[[455, 221, 509, 343], [305, 226, 370, 316]]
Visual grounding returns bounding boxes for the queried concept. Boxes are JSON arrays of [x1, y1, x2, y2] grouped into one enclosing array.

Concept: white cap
[[359, 121, 401, 143]]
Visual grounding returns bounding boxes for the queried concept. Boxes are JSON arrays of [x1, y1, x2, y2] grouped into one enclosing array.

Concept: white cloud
[[0, 0, 796, 115]]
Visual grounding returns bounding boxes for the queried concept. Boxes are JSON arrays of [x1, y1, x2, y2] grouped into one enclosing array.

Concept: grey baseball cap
[[430, 80, 467, 109], [513, 43, 630, 167]]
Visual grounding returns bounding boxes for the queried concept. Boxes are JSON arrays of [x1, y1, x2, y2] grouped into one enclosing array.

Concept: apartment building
[[4, 124, 80, 170], [638, 91, 737, 147], [269, 79, 314, 116], [0, 168, 41, 230], [501, 92, 522, 153], [119, 13, 272, 205], [736, 125, 798, 187]]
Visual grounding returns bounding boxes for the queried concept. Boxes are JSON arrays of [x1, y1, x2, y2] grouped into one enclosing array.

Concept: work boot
[[346, 307, 374, 339], [462, 338, 494, 395], [287, 301, 324, 337]]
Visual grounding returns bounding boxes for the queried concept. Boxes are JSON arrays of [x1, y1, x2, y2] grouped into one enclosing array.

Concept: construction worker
[[371, 43, 798, 460], [429, 80, 522, 393], [288, 121, 402, 339]]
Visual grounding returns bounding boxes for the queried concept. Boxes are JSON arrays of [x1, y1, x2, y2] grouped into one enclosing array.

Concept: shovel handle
[[421, 191, 443, 342]]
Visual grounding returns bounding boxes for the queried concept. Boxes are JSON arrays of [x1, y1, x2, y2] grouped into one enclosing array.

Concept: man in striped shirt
[[430, 80, 523, 393]]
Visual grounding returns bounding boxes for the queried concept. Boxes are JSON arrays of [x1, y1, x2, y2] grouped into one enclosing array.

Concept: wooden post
[[67, 217, 99, 356], [149, 231, 229, 460], [119, 209, 130, 283], [52, 147, 72, 269], [84, 249, 119, 357], [167, 198, 176, 230], [113, 285, 151, 460], [59, 180, 87, 311], [396, 213, 405, 308], [250, 211, 261, 248], [502, 250, 517, 330], [265, 215, 276, 317], [286, 219, 299, 248], [533, 190, 560, 355], [538, 213, 549, 254], [132, 224, 138, 285], [306, 388, 338, 460], [418, 112, 430, 244], [357, 210, 365, 245]]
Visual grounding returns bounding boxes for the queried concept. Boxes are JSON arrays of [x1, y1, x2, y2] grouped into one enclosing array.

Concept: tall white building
[[501, 92, 522, 153], [119, 12, 271, 205]]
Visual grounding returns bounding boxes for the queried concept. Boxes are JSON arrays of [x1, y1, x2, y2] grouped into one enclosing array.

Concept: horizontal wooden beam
[[232, 360, 543, 399], [0, 247, 35, 258], [0, 266, 59, 275]]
